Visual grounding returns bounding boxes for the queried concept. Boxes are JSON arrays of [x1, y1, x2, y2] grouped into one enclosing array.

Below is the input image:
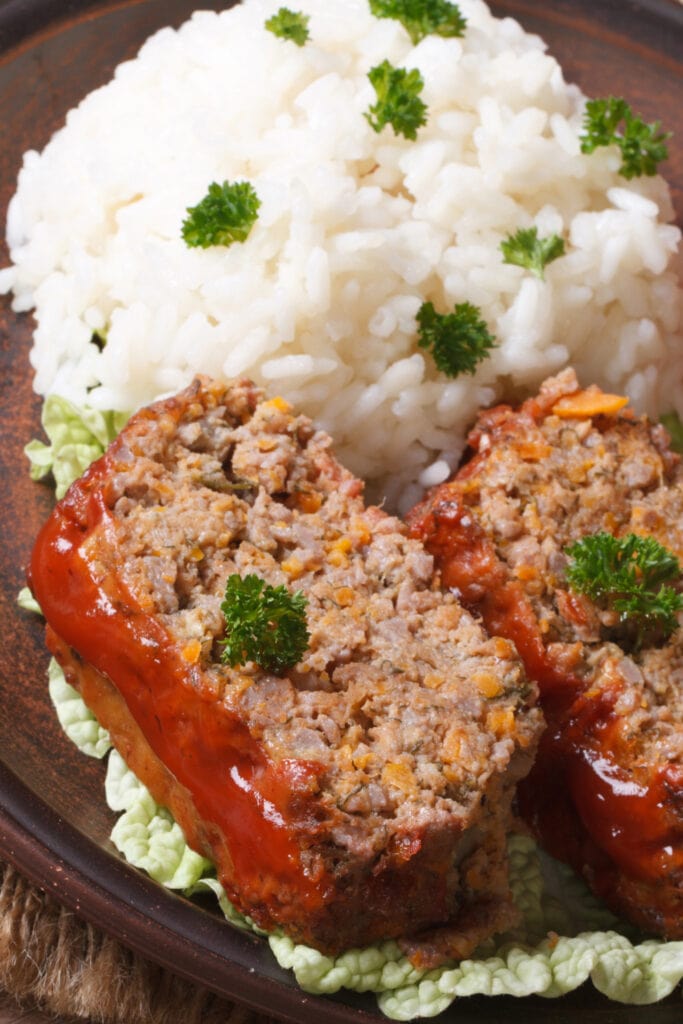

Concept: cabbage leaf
[[25, 394, 129, 498]]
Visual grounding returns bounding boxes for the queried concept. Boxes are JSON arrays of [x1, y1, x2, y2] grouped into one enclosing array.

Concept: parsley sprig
[[579, 97, 671, 179], [416, 300, 497, 377], [265, 7, 310, 46], [368, 0, 466, 44], [565, 532, 683, 649], [365, 60, 427, 140], [500, 227, 565, 280], [660, 412, 683, 455], [182, 180, 260, 249], [220, 573, 310, 674]]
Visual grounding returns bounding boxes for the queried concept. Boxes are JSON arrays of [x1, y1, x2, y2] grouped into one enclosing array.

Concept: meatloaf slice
[[29, 376, 542, 966], [408, 368, 683, 939]]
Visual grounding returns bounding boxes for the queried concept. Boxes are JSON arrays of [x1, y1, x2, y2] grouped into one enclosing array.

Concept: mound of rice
[[1, 0, 681, 509]]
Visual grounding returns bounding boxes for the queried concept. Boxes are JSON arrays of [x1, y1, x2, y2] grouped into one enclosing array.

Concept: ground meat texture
[[29, 376, 542, 966], [408, 368, 683, 939]]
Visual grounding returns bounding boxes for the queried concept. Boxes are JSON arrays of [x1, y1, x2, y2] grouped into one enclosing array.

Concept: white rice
[[2, 0, 682, 510]]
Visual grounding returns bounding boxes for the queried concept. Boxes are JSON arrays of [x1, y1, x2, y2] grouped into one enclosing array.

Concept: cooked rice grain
[[2, 0, 681, 509]]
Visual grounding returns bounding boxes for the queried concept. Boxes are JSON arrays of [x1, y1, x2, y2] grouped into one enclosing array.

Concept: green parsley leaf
[[365, 60, 427, 140], [416, 300, 497, 377], [220, 573, 310, 674], [500, 227, 566, 280], [368, 0, 466, 44], [660, 412, 683, 455], [565, 531, 683, 650], [579, 96, 671, 179], [265, 7, 310, 46], [182, 180, 260, 249]]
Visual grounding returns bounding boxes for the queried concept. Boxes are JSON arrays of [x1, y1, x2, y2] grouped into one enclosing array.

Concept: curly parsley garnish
[[368, 0, 466, 44], [565, 532, 683, 649], [365, 60, 427, 140], [182, 181, 260, 249], [579, 97, 671, 179], [265, 7, 310, 46], [416, 300, 497, 377], [500, 227, 565, 280], [220, 573, 310, 674], [661, 412, 683, 455]]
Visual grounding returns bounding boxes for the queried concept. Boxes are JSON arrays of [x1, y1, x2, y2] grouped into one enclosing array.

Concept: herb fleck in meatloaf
[[29, 376, 542, 966], [409, 368, 683, 939]]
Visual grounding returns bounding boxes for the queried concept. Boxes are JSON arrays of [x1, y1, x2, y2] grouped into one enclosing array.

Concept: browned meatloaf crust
[[28, 376, 542, 967], [408, 368, 683, 939]]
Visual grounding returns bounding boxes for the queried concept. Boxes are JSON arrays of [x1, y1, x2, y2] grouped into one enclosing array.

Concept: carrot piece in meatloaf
[[29, 376, 542, 967], [408, 367, 683, 940]]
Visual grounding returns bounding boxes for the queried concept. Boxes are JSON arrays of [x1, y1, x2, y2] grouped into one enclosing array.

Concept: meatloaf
[[408, 368, 683, 938], [28, 376, 542, 966]]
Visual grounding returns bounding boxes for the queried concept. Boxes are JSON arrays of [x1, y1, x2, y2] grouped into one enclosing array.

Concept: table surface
[[0, 991, 74, 1024]]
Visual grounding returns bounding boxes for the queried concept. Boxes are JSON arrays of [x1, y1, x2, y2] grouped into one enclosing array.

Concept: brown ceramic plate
[[1, 1, 682, 1021]]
